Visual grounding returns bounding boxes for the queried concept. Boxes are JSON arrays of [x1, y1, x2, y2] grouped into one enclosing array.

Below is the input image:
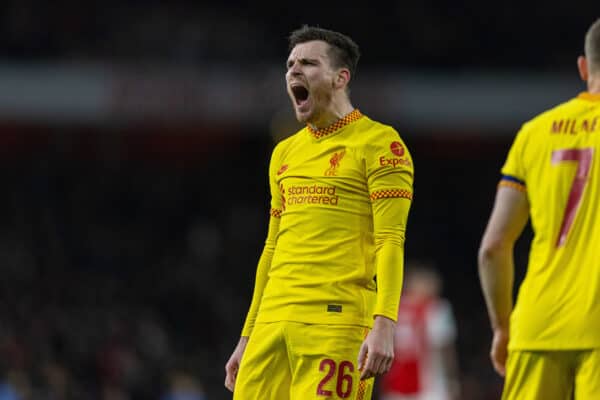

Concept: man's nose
[[288, 63, 301, 75]]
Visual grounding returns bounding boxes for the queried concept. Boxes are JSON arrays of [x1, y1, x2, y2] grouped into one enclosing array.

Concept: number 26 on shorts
[[317, 358, 354, 398]]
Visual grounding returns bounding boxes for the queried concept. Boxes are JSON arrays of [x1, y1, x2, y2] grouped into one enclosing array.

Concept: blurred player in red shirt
[[380, 263, 460, 400]]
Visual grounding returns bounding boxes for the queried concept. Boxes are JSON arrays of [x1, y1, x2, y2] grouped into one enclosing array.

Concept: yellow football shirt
[[501, 92, 600, 350], [241, 109, 413, 335]]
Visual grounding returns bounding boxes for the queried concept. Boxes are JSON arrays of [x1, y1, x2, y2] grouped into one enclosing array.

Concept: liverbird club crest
[[325, 150, 345, 176]]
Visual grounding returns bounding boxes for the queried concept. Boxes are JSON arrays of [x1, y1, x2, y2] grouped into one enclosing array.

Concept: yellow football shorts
[[234, 321, 374, 400], [502, 349, 600, 399]]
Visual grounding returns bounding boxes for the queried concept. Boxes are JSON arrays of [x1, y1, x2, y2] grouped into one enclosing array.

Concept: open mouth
[[291, 85, 309, 106]]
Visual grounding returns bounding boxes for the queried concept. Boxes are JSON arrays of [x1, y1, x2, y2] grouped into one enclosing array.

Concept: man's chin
[[294, 109, 311, 124]]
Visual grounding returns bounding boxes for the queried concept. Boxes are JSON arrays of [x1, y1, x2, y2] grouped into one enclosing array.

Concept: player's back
[[502, 92, 600, 350]]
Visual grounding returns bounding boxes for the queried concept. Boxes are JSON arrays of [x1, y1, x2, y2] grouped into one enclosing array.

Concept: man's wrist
[[491, 319, 510, 333], [373, 315, 396, 328]]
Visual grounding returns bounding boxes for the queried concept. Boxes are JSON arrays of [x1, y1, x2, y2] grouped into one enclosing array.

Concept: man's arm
[[478, 185, 529, 376], [224, 214, 280, 392], [240, 214, 280, 337], [358, 196, 411, 380]]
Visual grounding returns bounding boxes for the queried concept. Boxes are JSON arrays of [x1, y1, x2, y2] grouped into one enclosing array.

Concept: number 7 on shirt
[[551, 148, 594, 247]]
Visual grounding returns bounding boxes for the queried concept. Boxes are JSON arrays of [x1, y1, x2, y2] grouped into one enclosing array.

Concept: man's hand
[[357, 316, 395, 380], [224, 336, 249, 392], [490, 328, 509, 376]]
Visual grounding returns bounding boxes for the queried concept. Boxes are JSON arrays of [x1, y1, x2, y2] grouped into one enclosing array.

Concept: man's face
[[286, 40, 338, 123]]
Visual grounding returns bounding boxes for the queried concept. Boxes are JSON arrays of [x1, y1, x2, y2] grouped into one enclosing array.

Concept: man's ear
[[578, 55, 589, 82], [334, 69, 350, 90]]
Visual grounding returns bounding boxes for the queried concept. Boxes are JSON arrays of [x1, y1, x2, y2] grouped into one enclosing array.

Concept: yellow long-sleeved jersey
[[242, 109, 414, 336]]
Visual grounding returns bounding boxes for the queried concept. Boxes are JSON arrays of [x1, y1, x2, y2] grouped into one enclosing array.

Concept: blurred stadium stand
[[0, 1, 596, 399]]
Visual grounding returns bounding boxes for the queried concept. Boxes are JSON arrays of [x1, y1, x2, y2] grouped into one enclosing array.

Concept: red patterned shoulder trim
[[370, 189, 413, 201], [270, 208, 282, 218]]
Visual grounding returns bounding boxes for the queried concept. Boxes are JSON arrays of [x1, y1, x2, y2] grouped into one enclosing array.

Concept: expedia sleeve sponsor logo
[[286, 184, 339, 205], [390, 141, 405, 156], [379, 156, 411, 167], [381, 141, 411, 167]]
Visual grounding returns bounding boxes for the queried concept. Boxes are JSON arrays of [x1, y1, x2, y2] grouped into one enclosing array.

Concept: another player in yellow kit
[[478, 18, 600, 399], [224, 26, 413, 399]]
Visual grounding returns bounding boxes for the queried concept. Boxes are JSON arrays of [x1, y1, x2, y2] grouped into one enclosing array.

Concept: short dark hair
[[585, 18, 600, 75], [288, 25, 361, 79]]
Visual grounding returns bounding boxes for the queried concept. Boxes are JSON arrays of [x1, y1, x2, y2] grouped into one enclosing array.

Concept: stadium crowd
[[0, 0, 593, 70], [0, 131, 517, 399]]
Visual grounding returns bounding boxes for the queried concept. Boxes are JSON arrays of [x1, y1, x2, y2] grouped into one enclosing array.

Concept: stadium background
[[0, 1, 595, 399]]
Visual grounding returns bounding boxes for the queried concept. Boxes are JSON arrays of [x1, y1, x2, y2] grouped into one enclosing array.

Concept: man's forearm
[[478, 246, 514, 330], [373, 235, 405, 321], [240, 216, 279, 336]]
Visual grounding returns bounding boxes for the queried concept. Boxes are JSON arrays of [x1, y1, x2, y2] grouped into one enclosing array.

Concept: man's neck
[[308, 101, 354, 130], [588, 75, 600, 94]]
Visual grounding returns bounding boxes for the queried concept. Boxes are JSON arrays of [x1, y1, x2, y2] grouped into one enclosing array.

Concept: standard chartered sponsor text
[[286, 184, 339, 206]]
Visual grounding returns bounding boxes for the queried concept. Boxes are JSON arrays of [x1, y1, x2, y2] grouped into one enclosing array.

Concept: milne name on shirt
[[551, 117, 599, 134]]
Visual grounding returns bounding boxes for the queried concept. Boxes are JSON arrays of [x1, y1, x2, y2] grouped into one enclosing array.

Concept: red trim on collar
[[307, 109, 363, 139]]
